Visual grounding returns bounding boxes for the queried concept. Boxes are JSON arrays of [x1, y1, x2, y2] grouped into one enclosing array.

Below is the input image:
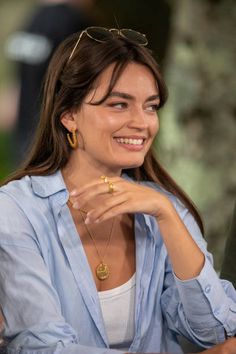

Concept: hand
[[70, 176, 172, 223], [201, 338, 236, 354], [70, 175, 205, 279]]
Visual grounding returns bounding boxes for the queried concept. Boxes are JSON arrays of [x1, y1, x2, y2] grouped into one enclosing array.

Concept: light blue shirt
[[0, 171, 235, 354]]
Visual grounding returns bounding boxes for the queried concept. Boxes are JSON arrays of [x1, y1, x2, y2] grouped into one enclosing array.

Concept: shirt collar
[[30, 170, 68, 203]]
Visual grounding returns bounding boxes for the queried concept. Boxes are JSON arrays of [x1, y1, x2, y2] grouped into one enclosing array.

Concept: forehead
[[91, 62, 159, 99]]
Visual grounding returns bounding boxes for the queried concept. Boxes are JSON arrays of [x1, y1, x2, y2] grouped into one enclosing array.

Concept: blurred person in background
[[4, 0, 96, 167]]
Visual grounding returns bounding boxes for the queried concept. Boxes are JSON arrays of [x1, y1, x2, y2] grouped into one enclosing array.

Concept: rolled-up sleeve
[[175, 257, 236, 340], [161, 203, 236, 347]]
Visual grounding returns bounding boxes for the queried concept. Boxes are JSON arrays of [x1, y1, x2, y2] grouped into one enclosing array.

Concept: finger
[[70, 183, 108, 209], [71, 181, 122, 210], [70, 179, 105, 197], [70, 178, 124, 209], [85, 194, 128, 222], [86, 188, 161, 222], [86, 202, 132, 223], [70, 176, 122, 198]]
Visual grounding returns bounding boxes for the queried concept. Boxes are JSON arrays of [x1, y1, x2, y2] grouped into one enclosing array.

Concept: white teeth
[[115, 138, 144, 145]]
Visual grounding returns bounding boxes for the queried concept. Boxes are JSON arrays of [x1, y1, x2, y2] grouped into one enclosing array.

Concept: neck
[[62, 150, 121, 191]]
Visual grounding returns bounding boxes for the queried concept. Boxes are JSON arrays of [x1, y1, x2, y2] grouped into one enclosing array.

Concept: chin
[[119, 159, 145, 170]]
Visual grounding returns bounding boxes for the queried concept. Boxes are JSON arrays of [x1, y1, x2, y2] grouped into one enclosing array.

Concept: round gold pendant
[[96, 263, 110, 280]]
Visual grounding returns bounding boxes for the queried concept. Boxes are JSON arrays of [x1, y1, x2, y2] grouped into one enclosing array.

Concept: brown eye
[[108, 102, 128, 109], [145, 104, 160, 112]]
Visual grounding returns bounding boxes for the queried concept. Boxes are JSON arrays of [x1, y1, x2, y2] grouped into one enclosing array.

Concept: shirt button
[[205, 285, 211, 293], [214, 308, 220, 316]]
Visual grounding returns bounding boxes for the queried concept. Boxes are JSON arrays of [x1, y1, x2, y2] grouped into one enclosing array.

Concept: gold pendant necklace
[[96, 262, 110, 280], [78, 209, 115, 281]]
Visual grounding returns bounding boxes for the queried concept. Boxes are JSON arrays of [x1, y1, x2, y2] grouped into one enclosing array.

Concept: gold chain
[[68, 198, 115, 280], [79, 209, 115, 262]]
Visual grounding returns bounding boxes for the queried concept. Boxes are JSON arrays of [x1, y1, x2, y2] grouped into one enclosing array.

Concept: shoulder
[[0, 171, 66, 246], [0, 177, 37, 247], [0, 175, 33, 206], [0, 171, 66, 214], [0, 175, 42, 225]]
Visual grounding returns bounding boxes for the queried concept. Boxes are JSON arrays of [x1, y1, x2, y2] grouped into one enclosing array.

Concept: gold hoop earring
[[67, 129, 78, 149]]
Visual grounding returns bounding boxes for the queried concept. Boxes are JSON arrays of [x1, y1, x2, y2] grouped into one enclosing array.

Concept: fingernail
[[85, 217, 90, 224], [70, 190, 77, 196], [72, 202, 79, 209]]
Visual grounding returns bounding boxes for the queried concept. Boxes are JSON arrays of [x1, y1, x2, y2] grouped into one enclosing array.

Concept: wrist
[[154, 196, 177, 221]]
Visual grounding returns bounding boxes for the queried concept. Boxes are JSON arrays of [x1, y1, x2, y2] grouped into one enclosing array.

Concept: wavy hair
[[3, 31, 203, 233]]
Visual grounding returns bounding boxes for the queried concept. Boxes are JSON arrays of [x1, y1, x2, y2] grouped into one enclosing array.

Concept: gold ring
[[100, 175, 108, 183], [108, 181, 114, 194]]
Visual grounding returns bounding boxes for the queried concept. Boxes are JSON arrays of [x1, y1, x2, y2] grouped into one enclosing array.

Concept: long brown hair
[[3, 30, 204, 233]]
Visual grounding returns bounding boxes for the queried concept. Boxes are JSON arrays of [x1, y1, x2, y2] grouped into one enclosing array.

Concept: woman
[[0, 27, 235, 354]]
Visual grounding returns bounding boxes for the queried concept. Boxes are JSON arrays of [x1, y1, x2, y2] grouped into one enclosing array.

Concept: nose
[[127, 107, 149, 130]]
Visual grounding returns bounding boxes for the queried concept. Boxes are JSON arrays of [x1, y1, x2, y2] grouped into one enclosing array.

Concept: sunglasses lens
[[86, 27, 114, 42], [68, 27, 148, 63], [121, 29, 148, 46]]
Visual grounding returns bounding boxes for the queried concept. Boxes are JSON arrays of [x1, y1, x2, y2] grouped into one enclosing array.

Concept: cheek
[[149, 117, 159, 137]]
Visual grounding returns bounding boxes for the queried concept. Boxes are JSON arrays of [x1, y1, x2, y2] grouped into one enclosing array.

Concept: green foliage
[[159, 0, 236, 269], [0, 133, 13, 181]]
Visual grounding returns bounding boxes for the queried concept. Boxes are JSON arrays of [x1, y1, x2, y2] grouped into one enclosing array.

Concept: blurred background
[[0, 0, 235, 271]]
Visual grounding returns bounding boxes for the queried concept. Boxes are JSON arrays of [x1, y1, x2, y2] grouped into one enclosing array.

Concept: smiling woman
[[60, 62, 160, 175], [0, 27, 235, 354]]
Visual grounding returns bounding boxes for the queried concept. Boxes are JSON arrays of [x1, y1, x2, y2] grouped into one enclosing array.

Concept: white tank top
[[98, 273, 136, 350]]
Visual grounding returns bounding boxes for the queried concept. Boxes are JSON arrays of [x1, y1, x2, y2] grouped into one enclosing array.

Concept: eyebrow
[[108, 91, 160, 102]]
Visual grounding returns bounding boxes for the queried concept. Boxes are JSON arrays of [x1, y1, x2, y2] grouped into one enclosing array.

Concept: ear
[[60, 110, 78, 132]]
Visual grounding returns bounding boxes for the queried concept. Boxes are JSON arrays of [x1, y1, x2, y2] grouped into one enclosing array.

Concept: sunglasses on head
[[68, 26, 148, 62]]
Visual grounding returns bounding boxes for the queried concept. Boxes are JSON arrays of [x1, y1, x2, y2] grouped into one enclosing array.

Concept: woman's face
[[66, 62, 160, 175]]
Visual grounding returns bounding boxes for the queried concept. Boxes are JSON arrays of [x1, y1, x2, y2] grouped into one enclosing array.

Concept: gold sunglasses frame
[[68, 26, 148, 63]]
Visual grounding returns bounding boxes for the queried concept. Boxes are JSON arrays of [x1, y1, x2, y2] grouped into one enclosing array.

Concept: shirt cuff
[[174, 256, 233, 339]]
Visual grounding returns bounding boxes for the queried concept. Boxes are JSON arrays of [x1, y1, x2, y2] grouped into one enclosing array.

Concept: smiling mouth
[[114, 137, 145, 145]]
